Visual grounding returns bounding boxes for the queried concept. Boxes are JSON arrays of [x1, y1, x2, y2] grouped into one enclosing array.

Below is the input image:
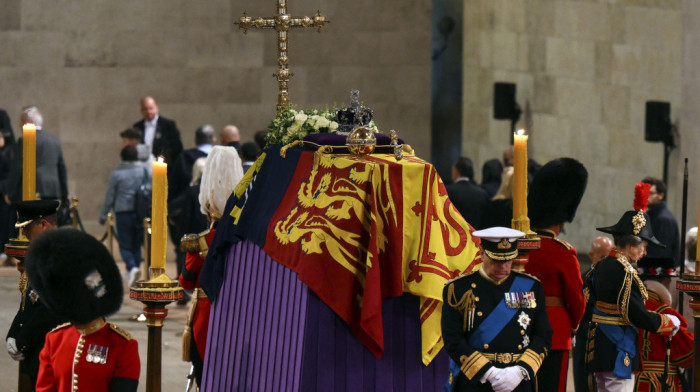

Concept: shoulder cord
[[447, 284, 475, 331], [616, 254, 648, 324]]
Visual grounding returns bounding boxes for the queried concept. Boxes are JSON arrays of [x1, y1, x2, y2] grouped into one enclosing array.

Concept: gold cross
[[235, 1, 328, 113]]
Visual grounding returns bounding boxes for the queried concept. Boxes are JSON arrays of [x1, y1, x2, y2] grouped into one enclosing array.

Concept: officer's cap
[[596, 182, 664, 248], [472, 227, 524, 262], [14, 200, 60, 228]]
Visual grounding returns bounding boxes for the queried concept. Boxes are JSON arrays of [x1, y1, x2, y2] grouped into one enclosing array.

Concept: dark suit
[[638, 202, 680, 270], [6, 129, 68, 202], [7, 284, 66, 385], [0, 108, 13, 145], [133, 115, 183, 166], [169, 147, 207, 202], [446, 179, 491, 230]]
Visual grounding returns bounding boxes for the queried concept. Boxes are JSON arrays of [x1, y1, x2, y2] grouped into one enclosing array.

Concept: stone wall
[[0, 0, 432, 221], [463, 0, 689, 253]]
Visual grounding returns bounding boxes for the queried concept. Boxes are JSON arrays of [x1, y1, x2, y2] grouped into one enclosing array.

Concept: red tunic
[[179, 229, 215, 361], [635, 292, 694, 392], [36, 321, 140, 392], [524, 230, 586, 350]]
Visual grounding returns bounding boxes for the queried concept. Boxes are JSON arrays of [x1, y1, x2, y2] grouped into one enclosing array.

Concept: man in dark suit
[[445, 157, 491, 230], [0, 108, 14, 263], [240, 141, 259, 173], [169, 125, 214, 201], [0, 108, 14, 145], [5, 106, 68, 205], [168, 125, 214, 286], [638, 177, 680, 278], [132, 96, 183, 165]]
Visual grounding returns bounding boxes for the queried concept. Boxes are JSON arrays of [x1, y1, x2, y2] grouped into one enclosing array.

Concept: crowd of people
[[0, 97, 261, 391]]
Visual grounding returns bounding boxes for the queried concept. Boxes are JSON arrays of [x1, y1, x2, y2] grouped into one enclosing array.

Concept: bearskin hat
[[24, 228, 123, 324], [528, 157, 588, 229]]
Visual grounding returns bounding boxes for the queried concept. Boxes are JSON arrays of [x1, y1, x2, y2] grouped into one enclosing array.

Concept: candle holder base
[[129, 272, 183, 300], [677, 278, 700, 296], [512, 234, 540, 272], [4, 237, 30, 261], [129, 271, 183, 392], [129, 271, 183, 326], [681, 273, 700, 281]]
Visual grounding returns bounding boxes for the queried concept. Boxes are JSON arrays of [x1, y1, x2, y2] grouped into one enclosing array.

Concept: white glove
[[479, 366, 502, 384], [6, 338, 24, 361], [490, 366, 526, 392], [667, 314, 681, 336]]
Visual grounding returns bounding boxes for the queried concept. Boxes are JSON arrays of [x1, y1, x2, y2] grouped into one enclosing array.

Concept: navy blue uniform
[[442, 269, 552, 391]]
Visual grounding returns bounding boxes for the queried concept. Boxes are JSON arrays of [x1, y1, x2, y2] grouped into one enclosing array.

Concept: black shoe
[[177, 296, 190, 306]]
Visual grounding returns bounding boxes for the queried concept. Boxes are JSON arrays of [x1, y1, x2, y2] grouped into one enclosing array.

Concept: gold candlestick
[[129, 272, 183, 392]]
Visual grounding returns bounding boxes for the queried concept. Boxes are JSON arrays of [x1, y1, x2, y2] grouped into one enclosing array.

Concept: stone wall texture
[[0, 0, 432, 220], [462, 0, 696, 253]]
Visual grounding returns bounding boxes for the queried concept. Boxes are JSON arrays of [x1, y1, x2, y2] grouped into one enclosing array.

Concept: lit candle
[[150, 157, 168, 270], [512, 130, 528, 221], [22, 124, 37, 201]]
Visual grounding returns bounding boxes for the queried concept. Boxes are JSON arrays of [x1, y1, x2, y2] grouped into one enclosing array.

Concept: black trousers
[[536, 349, 567, 392]]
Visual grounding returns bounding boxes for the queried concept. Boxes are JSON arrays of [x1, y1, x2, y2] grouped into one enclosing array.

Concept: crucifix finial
[[235, 1, 329, 113]]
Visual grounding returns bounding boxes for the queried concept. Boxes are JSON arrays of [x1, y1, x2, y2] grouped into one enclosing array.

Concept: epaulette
[[110, 323, 135, 341], [180, 229, 211, 253], [513, 270, 541, 283], [553, 238, 573, 251], [50, 322, 71, 333], [445, 270, 477, 285], [537, 230, 574, 251]]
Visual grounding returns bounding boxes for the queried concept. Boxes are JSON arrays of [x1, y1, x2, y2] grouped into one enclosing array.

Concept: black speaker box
[[494, 82, 517, 120], [645, 101, 671, 143]]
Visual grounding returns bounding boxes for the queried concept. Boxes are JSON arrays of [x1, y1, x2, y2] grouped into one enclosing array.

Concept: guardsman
[[6, 200, 65, 391], [585, 183, 680, 391], [442, 227, 552, 392], [524, 157, 588, 392], [25, 229, 140, 391], [634, 280, 693, 392]]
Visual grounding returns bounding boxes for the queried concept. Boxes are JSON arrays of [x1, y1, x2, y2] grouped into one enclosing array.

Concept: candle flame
[[157, 156, 165, 163], [516, 129, 525, 136]]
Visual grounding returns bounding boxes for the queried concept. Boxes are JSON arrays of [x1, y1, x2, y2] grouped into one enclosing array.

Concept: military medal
[[519, 292, 529, 308], [525, 292, 536, 308], [100, 346, 108, 364], [91, 345, 100, 363], [522, 335, 530, 348], [86, 345, 95, 363], [505, 293, 519, 309]]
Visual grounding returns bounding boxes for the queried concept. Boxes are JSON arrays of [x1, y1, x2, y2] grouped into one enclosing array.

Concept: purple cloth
[[202, 240, 449, 392]]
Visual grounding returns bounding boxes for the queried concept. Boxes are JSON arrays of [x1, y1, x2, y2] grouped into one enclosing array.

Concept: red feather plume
[[634, 182, 650, 212]]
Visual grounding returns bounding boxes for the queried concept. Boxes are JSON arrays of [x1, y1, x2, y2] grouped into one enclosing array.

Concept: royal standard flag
[[202, 146, 481, 364]]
